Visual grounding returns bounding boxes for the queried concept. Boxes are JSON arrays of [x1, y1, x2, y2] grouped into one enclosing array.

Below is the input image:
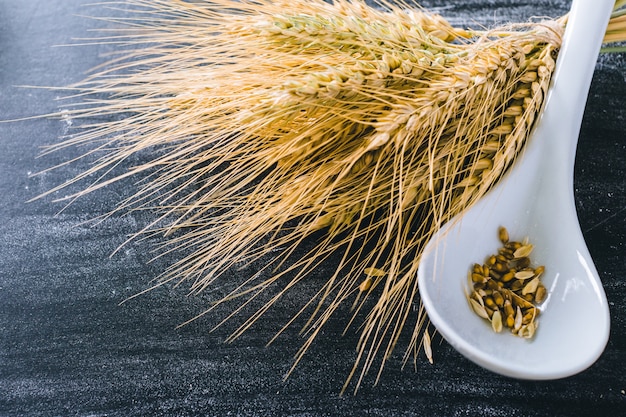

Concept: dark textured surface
[[1, 1, 625, 416]]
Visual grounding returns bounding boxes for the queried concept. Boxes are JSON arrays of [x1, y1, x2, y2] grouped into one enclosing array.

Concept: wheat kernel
[[472, 272, 485, 283], [535, 285, 547, 303], [505, 241, 522, 250], [493, 262, 508, 273], [515, 269, 535, 280], [359, 277, 373, 292], [516, 256, 531, 269], [514, 244, 534, 258], [514, 306, 523, 331], [534, 265, 545, 277], [482, 265, 490, 277], [504, 300, 515, 318], [492, 310, 503, 333], [520, 71, 538, 83], [522, 277, 540, 295], [510, 280, 524, 291], [522, 312, 534, 325], [364, 267, 386, 277], [501, 270, 516, 282], [470, 297, 489, 320], [506, 314, 515, 329], [493, 291, 504, 308]]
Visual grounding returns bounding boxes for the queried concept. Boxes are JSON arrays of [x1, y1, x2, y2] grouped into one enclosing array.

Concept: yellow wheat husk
[[33, 0, 625, 392]]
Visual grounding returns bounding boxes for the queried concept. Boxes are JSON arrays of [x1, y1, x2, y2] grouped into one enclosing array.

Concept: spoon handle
[[538, 0, 613, 182]]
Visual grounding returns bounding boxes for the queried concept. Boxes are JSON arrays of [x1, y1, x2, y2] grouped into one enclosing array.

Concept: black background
[[1, 1, 625, 416]]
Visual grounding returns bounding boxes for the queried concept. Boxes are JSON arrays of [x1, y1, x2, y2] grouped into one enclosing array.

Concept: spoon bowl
[[417, 0, 612, 379]]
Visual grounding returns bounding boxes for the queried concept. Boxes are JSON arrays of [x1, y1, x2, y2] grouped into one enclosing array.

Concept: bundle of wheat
[[35, 0, 626, 392]]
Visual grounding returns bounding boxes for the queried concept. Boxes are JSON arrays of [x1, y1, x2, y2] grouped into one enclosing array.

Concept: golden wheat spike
[[36, 0, 626, 393]]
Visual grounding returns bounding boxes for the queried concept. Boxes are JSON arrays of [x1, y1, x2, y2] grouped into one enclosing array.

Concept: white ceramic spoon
[[417, 0, 613, 379]]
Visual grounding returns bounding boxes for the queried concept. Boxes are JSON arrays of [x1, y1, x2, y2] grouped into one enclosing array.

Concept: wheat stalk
[[33, 0, 625, 393]]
